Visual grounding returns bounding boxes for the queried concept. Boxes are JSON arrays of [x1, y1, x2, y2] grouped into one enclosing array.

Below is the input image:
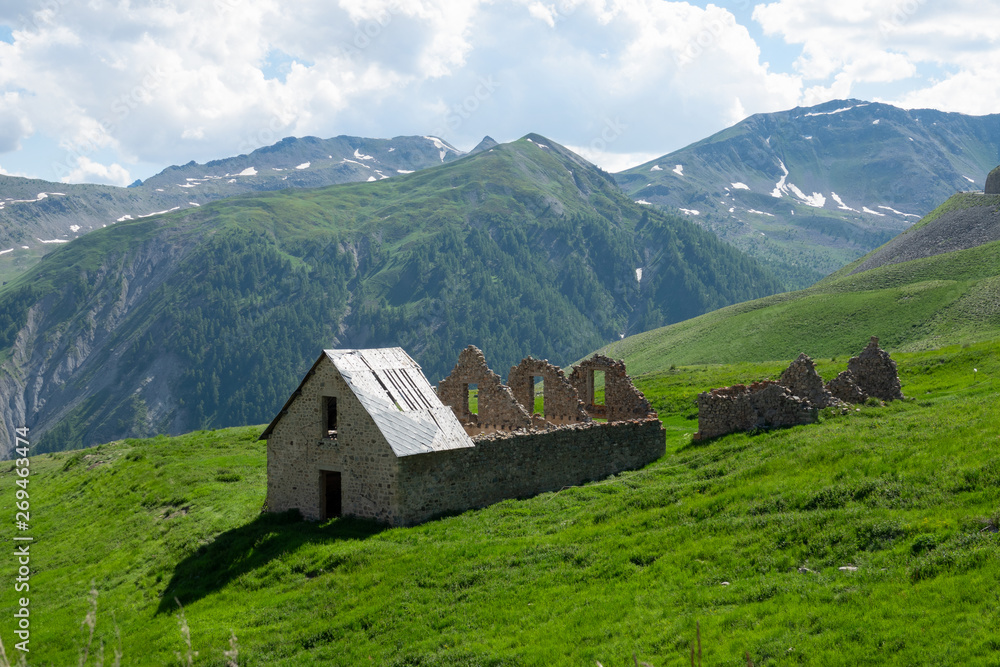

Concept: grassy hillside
[[600, 234, 1000, 376], [2, 340, 998, 665], [0, 134, 782, 455]]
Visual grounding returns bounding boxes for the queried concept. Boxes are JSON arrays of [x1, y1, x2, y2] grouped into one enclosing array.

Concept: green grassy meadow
[[2, 338, 998, 665]]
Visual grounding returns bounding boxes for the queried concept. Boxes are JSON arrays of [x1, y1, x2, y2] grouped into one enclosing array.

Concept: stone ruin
[[779, 353, 839, 408], [695, 338, 903, 440], [438, 346, 655, 436], [847, 336, 905, 401], [695, 381, 818, 440], [568, 354, 655, 422], [826, 370, 868, 404], [437, 346, 531, 434], [508, 357, 589, 427]]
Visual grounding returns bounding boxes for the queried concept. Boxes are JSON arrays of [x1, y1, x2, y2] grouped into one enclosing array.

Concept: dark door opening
[[322, 471, 342, 519]]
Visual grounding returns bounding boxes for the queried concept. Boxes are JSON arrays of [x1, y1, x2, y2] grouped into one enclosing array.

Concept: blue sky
[[0, 0, 997, 185]]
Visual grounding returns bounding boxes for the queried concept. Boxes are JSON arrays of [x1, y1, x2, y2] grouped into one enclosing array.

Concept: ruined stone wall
[[437, 345, 531, 433], [848, 337, 905, 401], [266, 360, 401, 523], [569, 354, 655, 422], [695, 381, 818, 440], [779, 353, 840, 408], [508, 357, 589, 424], [395, 419, 666, 525], [826, 370, 868, 404]]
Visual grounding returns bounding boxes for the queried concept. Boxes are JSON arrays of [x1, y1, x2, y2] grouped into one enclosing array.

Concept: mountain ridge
[[615, 99, 1000, 288], [0, 134, 782, 455]]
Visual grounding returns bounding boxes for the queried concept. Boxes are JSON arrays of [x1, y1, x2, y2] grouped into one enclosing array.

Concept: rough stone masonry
[[696, 338, 904, 440]]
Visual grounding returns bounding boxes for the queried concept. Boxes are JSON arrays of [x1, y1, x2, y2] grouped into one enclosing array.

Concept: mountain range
[[0, 134, 781, 455], [0, 134, 465, 282], [616, 99, 1000, 288]]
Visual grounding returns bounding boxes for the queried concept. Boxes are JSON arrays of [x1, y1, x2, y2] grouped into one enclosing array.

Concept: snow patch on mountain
[[423, 136, 451, 161], [673, 164, 684, 176], [771, 160, 789, 198], [650, 165, 662, 171], [804, 103, 867, 117], [635, 199, 652, 205], [831, 192, 857, 212], [679, 208, 699, 215], [237, 167, 257, 176], [878, 205, 920, 218], [296, 162, 310, 170], [353, 148, 374, 161], [863, 206, 886, 217], [731, 182, 750, 190]]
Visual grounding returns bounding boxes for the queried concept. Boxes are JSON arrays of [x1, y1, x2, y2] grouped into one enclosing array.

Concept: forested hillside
[[0, 135, 782, 455]]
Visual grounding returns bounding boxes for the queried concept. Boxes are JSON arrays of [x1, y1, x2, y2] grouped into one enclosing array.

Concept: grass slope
[[602, 235, 1000, 376], [2, 340, 999, 665]]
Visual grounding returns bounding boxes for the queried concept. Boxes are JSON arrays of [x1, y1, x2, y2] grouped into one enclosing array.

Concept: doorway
[[321, 470, 342, 519]]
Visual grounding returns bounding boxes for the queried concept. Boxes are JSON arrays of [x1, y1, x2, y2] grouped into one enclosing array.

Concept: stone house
[[262, 346, 665, 525]]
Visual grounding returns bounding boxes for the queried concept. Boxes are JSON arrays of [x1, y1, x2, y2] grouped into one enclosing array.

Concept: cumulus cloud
[[0, 0, 996, 183], [60, 156, 132, 186], [754, 0, 1000, 111]]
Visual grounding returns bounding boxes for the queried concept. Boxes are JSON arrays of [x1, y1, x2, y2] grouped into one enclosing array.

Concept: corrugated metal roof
[[325, 348, 474, 457]]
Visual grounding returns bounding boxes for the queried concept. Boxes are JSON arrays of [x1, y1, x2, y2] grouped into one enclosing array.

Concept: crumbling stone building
[[695, 338, 904, 440], [262, 346, 664, 525]]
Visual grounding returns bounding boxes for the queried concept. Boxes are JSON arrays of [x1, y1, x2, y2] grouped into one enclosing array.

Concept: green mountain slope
[[616, 99, 1000, 289], [0, 134, 464, 282], [600, 198, 1000, 375], [0, 134, 782, 455], [3, 340, 998, 664]]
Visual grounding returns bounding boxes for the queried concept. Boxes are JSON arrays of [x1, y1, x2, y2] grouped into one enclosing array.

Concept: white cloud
[[60, 156, 132, 186], [754, 0, 1000, 111], [0, 0, 996, 182]]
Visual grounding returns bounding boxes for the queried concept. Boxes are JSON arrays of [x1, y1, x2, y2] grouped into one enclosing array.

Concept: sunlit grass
[[2, 339, 998, 664]]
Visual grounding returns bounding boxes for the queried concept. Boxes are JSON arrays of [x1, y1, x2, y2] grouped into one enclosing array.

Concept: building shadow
[[156, 510, 387, 614]]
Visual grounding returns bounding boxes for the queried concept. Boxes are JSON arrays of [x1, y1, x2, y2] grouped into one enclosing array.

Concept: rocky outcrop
[[779, 353, 839, 408], [986, 165, 1000, 195], [847, 337, 904, 401], [695, 381, 817, 440]]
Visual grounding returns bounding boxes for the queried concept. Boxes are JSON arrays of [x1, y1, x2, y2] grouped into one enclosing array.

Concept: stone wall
[[847, 337, 904, 401], [695, 381, 818, 440], [569, 354, 655, 421], [779, 353, 839, 408], [508, 356, 589, 425], [826, 370, 868, 404], [437, 345, 531, 434], [266, 359, 401, 523], [395, 418, 666, 525]]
